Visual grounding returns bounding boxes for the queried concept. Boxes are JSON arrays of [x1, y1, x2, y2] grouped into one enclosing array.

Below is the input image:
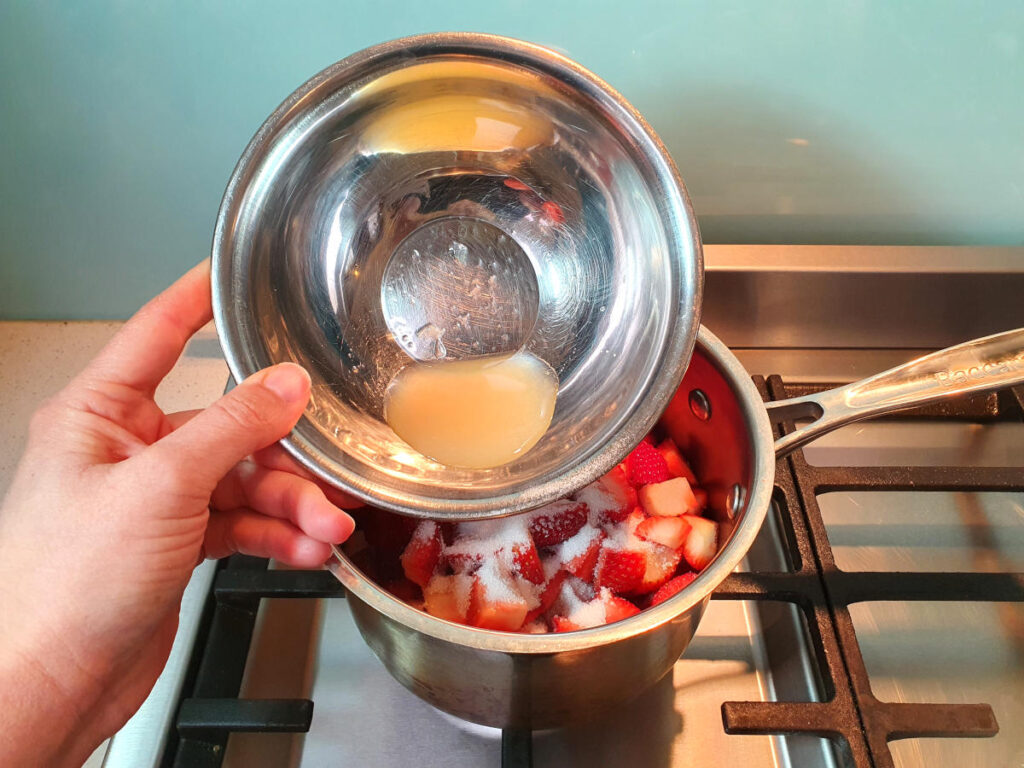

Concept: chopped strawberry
[[551, 615, 581, 633], [524, 569, 568, 624], [400, 521, 443, 587], [441, 548, 483, 574], [511, 540, 545, 584], [529, 500, 588, 547], [650, 572, 698, 606], [692, 487, 708, 510], [636, 515, 691, 550], [624, 506, 646, 537], [467, 571, 529, 631], [423, 574, 470, 623], [683, 516, 718, 570], [594, 547, 645, 594], [561, 530, 604, 581], [597, 466, 637, 522], [633, 542, 683, 595], [573, 471, 636, 527], [656, 438, 697, 484], [345, 424, 715, 633], [601, 590, 641, 623], [625, 441, 670, 487], [638, 477, 702, 517]]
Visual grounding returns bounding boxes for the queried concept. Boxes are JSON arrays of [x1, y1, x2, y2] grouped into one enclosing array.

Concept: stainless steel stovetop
[[100, 246, 1024, 768]]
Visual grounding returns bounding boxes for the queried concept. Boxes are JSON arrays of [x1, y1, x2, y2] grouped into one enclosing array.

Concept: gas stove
[[99, 245, 1024, 768]]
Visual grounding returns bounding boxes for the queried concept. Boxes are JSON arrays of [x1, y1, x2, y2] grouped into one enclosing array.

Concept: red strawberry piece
[[655, 438, 697, 484], [441, 548, 483, 574], [594, 466, 637, 523], [601, 591, 641, 623], [633, 541, 684, 595], [524, 569, 568, 624], [639, 477, 702, 517], [650, 572, 698, 606], [511, 540, 545, 584], [384, 578, 423, 604], [400, 521, 443, 587], [504, 177, 530, 191], [467, 573, 529, 632], [594, 547, 645, 594], [625, 441, 670, 487], [692, 487, 708, 510], [551, 615, 581, 633], [562, 531, 604, 582], [423, 574, 470, 623], [636, 515, 692, 550], [625, 506, 646, 536], [529, 500, 588, 547], [683, 516, 718, 570]]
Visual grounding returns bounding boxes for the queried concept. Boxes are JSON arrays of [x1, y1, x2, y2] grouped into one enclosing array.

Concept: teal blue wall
[[1, 1, 1022, 319]]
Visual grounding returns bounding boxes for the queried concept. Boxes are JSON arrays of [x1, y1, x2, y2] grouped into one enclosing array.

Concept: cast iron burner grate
[[160, 377, 1024, 768]]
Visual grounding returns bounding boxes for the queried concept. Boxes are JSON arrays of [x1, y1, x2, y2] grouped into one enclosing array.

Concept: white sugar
[[410, 520, 438, 544], [551, 578, 584, 618], [449, 516, 532, 571], [511, 573, 543, 609], [457, 516, 531, 544], [453, 573, 474, 617], [574, 481, 618, 527], [554, 523, 603, 565], [522, 620, 549, 634], [601, 522, 631, 552], [475, 558, 524, 605], [542, 553, 563, 581], [568, 596, 607, 629]]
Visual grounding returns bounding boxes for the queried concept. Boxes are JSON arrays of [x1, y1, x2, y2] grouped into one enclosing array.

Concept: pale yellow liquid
[[383, 352, 558, 469]]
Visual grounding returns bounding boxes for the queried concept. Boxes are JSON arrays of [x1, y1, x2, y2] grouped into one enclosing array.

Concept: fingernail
[[336, 512, 356, 543], [261, 364, 310, 403]]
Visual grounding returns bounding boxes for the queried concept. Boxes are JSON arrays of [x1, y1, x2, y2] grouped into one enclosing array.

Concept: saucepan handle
[[765, 327, 1024, 458]]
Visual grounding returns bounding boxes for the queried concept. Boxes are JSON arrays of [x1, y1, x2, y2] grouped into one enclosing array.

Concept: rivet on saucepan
[[688, 389, 711, 421], [727, 483, 746, 518]]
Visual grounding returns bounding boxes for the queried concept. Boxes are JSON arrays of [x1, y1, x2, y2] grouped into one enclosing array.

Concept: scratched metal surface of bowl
[[212, 33, 702, 519]]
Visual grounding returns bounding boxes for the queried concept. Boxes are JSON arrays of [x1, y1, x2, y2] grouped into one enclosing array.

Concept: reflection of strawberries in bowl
[[344, 433, 718, 633]]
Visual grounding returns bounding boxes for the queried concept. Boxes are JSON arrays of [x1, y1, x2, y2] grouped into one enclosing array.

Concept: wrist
[[0, 601, 109, 767]]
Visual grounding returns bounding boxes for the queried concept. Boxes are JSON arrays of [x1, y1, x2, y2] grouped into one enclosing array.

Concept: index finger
[[80, 259, 212, 393]]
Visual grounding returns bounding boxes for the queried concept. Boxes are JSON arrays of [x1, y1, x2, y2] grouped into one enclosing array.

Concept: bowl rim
[[328, 326, 776, 653], [212, 31, 704, 519]]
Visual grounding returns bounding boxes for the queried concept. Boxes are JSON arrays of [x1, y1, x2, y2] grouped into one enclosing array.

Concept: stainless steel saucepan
[[328, 325, 1024, 728]]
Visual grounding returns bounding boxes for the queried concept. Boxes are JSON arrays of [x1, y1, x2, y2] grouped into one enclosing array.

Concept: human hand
[[0, 260, 358, 767]]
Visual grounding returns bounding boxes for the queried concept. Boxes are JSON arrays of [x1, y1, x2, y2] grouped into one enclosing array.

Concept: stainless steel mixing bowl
[[212, 33, 702, 519]]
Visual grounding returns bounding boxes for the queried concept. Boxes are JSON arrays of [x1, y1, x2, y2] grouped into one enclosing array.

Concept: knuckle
[[217, 390, 277, 432]]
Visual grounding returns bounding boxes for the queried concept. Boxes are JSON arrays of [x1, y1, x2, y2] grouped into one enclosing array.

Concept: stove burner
[[161, 378, 1024, 768]]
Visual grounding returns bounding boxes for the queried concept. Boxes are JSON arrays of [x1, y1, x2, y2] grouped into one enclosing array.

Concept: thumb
[[144, 363, 312, 492]]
